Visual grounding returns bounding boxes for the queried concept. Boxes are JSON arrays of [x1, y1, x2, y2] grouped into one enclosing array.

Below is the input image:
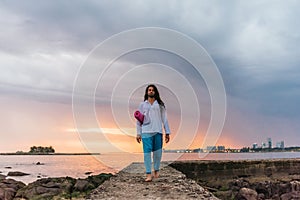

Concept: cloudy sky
[[1, 0, 300, 153]]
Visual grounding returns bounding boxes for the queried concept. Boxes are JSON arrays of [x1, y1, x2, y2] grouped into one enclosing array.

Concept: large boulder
[[7, 171, 30, 176], [0, 178, 26, 200], [74, 173, 114, 193], [74, 179, 91, 192], [278, 182, 291, 195], [291, 180, 300, 192], [15, 173, 112, 199], [281, 192, 300, 200], [15, 176, 75, 199], [280, 181, 300, 200], [254, 181, 270, 197], [236, 187, 258, 200], [0, 174, 6, 180]]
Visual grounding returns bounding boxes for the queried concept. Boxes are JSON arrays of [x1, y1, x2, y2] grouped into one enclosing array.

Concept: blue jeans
[[141, 132, 163, 174]]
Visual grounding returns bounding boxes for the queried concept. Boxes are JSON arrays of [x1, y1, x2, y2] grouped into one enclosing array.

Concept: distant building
[[205, 146, 225, 152], [267, 138, 272, 148], [192, 148, 203, 153], [252, 143, 258, 149], [206, 146, 216, 152], [276, 141, 284, 149], [217, 146, 225, 151], [262, 142, 267, 148]]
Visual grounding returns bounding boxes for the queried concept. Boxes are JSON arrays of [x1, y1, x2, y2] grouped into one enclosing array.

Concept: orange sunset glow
[[1, 1, 300, 154]]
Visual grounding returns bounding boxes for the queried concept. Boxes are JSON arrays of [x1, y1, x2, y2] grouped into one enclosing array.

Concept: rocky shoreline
[[2, 159, 300, 199], [0, 172, 112, 199], [170, 159, 300, 199]]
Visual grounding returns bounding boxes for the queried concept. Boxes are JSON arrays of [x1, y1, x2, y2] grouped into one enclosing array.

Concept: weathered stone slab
[[7, 171, 30, 176], [0, 178, 26, 200]]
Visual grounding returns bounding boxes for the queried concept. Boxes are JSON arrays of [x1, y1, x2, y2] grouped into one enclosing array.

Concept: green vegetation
[[29, 146, 55, 154]]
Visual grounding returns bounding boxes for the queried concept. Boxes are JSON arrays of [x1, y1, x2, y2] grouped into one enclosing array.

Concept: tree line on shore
[[29, 146, 55, 154], [10, 146, 55, 155]]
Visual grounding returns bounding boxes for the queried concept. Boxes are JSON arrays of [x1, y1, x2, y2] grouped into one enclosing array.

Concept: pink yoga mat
[[134, 110, 144, 124]]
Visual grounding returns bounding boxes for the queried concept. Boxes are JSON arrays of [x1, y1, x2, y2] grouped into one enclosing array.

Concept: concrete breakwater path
[[88, 159, 300, 200], [88, 162, 219, 200]]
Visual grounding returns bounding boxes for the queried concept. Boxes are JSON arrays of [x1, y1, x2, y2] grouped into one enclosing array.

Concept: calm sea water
[[1, 152, 300, 184]]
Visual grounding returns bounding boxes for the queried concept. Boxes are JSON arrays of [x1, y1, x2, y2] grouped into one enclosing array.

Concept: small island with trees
[[29, 146, 55, 154], [0, 146, 100, 155]]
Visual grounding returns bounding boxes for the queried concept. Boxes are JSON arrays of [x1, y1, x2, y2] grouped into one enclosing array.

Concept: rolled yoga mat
[[134, 110, 144, 124]]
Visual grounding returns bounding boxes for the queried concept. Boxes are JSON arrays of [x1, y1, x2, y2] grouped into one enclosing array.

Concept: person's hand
[[165, 134, 170, 143], [136, 135, 141, 143]]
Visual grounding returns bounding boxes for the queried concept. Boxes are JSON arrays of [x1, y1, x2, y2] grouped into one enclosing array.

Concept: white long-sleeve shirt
[[136, 100, 171, 135]]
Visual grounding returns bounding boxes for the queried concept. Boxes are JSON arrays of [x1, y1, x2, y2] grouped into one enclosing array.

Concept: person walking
[[136, 84, 171, 182]]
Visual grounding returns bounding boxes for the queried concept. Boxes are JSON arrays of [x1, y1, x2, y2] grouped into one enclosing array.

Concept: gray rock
[[264, 167, 273, 177], [257, 193, 265, 200], [0, 188, 15, 200], [74, 179, 91, 191], [255, 182, 269, 197], [7, 171, 30, 176], [0, 174, 6, 180], [291, 180, 300, 192], [237, 187, 258, 200], [0, 179, 25, 191], [281, 192, 293, 200], [230, 178, 250, 189], [15, 177, 75, 199], [0, 178, 25, 200], [278, 182, 291, 195], [14, 173, 112, 200]]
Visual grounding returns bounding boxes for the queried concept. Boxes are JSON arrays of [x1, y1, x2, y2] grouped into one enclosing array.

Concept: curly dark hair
[[144, 84, 165, 108]]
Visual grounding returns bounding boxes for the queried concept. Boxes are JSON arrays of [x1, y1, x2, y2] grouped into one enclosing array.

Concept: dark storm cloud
[[0, 0, 300, 121]]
